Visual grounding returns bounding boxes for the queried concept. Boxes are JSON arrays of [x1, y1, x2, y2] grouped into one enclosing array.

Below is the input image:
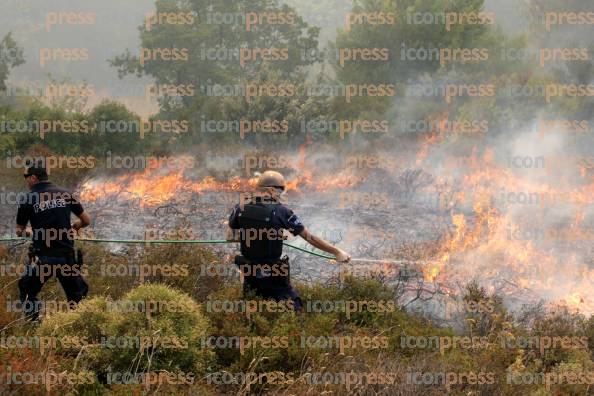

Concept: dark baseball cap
[[24, 159, 48, 180]]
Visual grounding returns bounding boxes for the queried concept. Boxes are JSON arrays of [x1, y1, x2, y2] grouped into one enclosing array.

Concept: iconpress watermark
[[200, 118, 289, 139], [98, 263, 189, 281], [207, 370, 399, 391], [44, 11, 96, 32], [144, 11, 196, 31], [204, 10, 295, 31], [528, 11, 594, 32], [200, 335, 289, 355], [0, 118, 188, 139], [4, 296, 77, 316], [6, 153, 95, 172], [1, 367, 94, 391], [507, 371, 594, 389], [400, 335, 490, 355], [406, 11, 494, 30], [300, 333, 389, 354], [206, 299, 294, 319], [406, 371, 495, 391], [105, 299, 195, 319], [105, 370, 194, 388]]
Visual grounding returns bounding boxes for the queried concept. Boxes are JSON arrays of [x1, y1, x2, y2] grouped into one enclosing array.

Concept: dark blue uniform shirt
[[228, 201, 304, 262], [16, 182, 84, 255]]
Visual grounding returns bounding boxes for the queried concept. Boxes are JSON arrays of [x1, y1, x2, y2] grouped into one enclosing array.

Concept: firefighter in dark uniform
[[15, 163, 91, 321], [228, 170, 351, 311]]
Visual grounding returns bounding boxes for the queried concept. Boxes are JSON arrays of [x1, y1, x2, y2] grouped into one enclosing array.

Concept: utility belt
[[28, 245, 84, 266], [234, 255, 290, 289]]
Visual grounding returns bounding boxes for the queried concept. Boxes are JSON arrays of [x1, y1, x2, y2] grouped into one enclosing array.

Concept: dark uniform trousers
[[236, 255, 302, 311], [18, 254, 88, 320], [243, 280, 303, 312]]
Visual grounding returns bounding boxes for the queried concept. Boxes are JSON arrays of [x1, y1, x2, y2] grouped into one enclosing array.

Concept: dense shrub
[[37, 284, 213, 379]]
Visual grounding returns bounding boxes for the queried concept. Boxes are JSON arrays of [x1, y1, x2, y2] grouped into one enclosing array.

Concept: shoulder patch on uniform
[[287, 214, 303, 227]]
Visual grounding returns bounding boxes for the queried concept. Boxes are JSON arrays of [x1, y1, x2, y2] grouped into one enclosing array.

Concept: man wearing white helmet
[[228, 170, 351, 311]]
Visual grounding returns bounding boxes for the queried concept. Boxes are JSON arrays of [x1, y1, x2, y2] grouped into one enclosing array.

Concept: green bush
[[37, 284, 213, 379]]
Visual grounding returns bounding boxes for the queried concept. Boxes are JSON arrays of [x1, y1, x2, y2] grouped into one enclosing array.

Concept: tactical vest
[[237, 203, 283, 262]]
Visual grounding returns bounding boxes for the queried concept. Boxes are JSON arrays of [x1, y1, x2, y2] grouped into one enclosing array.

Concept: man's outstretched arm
[[16, 224, 32, 237], [72, 211, 91, 231], [298, 227, 351, 263]]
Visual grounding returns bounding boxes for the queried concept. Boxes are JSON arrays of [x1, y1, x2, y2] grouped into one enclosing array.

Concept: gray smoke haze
[[2, 0, 593, 316]]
